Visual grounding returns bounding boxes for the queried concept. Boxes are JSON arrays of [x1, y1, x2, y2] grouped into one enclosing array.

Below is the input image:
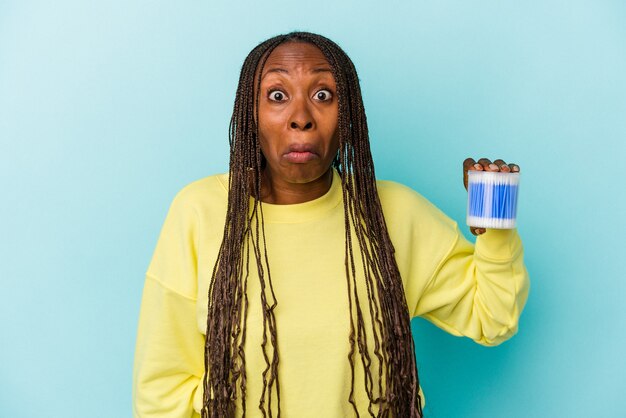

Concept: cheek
[[258, 121, 274, 144], [257, 123, 280, 161], [327, 111, 340, 147], [257, 131, 271, 159], [258, 106, 284, 135]]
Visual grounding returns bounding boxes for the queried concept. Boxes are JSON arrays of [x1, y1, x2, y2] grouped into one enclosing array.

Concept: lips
[[282, 143, 320, 163], [284, 151, 318, 163]]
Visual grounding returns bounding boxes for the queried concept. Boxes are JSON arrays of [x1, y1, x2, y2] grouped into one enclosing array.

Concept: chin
[[280, 164, 332, 184]]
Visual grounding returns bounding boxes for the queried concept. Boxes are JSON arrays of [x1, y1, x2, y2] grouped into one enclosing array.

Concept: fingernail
[[474, 164, 481, 169], [489, 163, 498, 170]]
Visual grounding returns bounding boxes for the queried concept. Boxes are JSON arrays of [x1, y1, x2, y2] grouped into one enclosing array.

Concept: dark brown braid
[[202, 31, 423, 418]]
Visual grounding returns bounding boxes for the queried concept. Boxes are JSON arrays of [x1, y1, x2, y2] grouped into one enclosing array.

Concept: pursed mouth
[[286, 143, 317, 154], [283, 150, 319, 163], [281, 142, 321, 163]]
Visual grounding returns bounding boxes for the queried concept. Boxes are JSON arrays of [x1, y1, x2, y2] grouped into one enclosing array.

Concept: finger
[[493, 159, 510, 172], [509, 163, 520, 172], [478, 158, 498, 172], [470, 226, 486, 236], [464, 157, 482, 171], [463, 158, 478, 190], [463, 157, 477, 171]]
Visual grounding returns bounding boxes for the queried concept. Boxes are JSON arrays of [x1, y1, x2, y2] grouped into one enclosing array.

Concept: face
[[255, 42, 340, 186]]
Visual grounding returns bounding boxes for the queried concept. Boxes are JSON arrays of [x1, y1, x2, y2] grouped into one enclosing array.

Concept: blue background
[[1, 1, 624, 417]]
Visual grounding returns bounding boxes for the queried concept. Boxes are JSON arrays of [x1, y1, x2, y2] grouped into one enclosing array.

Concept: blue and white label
[[467, 171, 520, 229]]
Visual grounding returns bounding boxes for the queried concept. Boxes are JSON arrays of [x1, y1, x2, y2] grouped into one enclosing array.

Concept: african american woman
[[132, 31, 530, 418]]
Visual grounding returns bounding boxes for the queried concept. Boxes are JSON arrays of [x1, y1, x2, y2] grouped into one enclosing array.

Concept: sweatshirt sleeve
[[413, 228, 530, 346], [132, 189, 206, 417]]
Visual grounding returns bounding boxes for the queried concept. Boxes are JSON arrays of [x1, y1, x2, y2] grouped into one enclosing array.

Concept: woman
[[133, 31, 529, 418]]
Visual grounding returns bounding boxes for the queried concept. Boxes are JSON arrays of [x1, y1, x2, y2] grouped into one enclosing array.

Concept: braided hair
[[202, 31, 423, 418]]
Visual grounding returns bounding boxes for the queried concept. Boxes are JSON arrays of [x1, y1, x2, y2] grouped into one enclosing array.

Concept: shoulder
[[376, 179, 440, 216], [169, 173, 229, 214], [375, 179, 457, 231], [376, 179, 428, 205]]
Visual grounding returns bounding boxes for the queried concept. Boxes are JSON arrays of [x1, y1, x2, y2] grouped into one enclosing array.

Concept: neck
[[259, 168, 333, 204]]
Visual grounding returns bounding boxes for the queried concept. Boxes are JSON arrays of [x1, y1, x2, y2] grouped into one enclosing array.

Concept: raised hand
[[463, 157, 521, 236]]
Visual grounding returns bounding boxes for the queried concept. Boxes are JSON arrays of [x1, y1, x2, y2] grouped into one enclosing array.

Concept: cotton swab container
[[467, 170, 520, 229]]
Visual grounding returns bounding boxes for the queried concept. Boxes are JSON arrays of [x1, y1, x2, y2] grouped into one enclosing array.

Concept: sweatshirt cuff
[[474, 228, 521, 260]]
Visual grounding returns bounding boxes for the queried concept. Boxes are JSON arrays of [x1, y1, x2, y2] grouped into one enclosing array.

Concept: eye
[[314, 89, 333, 102], [268, 90, 287, 102]]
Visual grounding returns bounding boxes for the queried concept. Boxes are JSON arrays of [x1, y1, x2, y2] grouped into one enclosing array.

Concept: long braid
[[203, 31, 423, 418]]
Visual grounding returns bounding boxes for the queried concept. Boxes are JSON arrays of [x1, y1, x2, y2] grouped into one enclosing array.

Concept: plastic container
[[466, 170, 520, 229]]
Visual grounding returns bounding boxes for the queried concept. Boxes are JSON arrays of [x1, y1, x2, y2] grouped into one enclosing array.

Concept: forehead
[[259, 42, 332, 77]]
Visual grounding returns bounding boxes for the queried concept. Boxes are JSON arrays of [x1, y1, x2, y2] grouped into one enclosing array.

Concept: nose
[[290, 120, 313, 130], [289, 96, 314, 131]]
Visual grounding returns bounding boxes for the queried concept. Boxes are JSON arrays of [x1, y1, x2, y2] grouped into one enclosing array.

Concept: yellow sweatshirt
[[132, 170, 530, 417]]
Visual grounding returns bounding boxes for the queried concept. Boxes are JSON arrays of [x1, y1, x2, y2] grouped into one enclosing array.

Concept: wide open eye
[[314, 89, 333, 102], [268, 90, 287, 102]]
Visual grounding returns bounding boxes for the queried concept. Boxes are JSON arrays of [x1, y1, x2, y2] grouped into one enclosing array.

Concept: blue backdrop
[[1, 1, 624, 417]]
